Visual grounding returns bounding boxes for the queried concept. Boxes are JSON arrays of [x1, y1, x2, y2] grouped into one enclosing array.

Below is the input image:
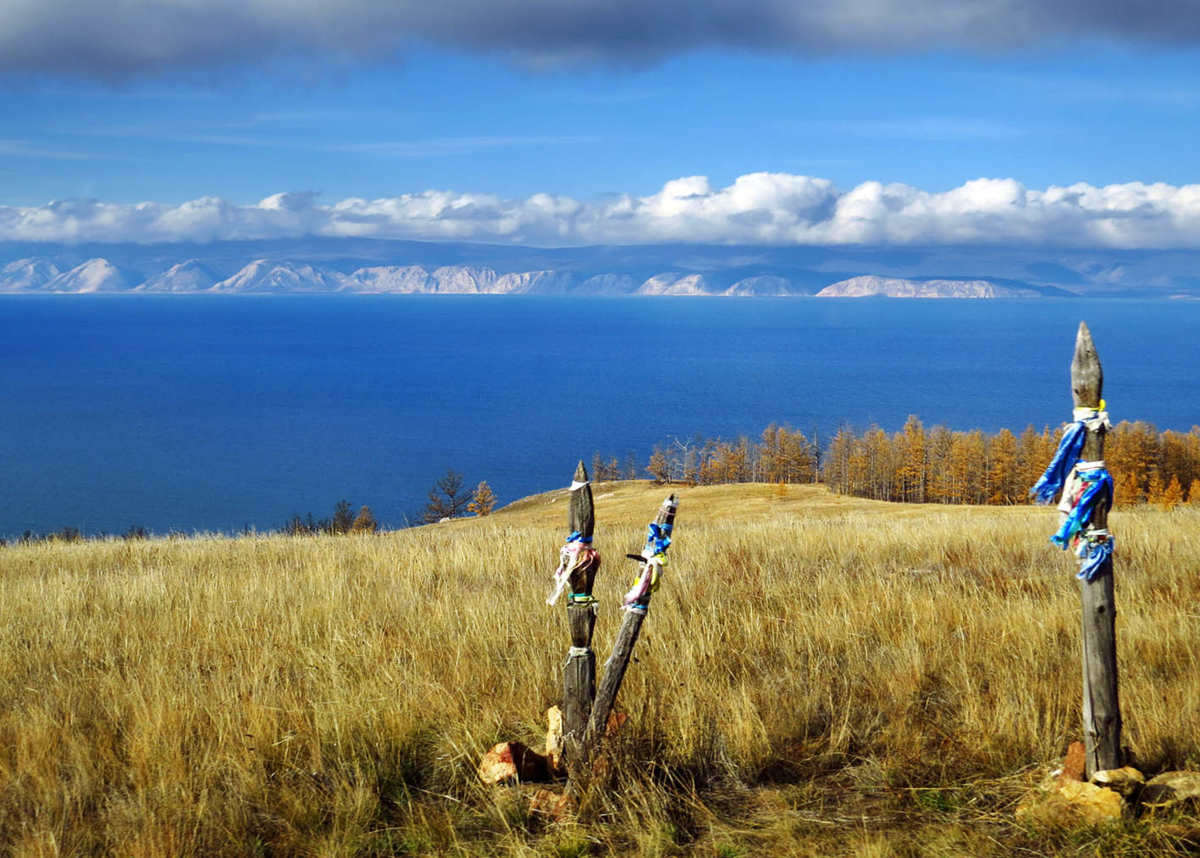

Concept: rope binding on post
[[1030, 402, 1115, 582], [547, 530, 600, 606]]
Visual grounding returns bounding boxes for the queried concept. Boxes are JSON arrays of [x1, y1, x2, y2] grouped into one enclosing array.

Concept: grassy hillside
[[1, 482, 1198, 856]]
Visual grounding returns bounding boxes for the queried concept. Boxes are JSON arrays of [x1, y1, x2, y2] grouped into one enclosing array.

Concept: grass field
[[1, 481, 1198, 856]]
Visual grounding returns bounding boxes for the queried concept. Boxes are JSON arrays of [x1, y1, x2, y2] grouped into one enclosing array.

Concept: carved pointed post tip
[[1072, 321, 1103, 409], [566, 463, 595, 571]]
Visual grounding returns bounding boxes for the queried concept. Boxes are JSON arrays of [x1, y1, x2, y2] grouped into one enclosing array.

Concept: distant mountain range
[[815, 276, 1071, 298], [2, 238, 1199, 297]]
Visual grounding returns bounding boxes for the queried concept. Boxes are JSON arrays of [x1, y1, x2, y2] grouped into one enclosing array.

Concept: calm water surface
[[0, 296, 1195, 536]]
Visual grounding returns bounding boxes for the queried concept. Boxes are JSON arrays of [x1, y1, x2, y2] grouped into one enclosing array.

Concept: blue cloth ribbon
[[645, 522, 671, 555], [1031, 421, 1088, 504], [1050, 469, 1113, 549], [1077, 537, 1114, 582], [566, 530, 593, 544]]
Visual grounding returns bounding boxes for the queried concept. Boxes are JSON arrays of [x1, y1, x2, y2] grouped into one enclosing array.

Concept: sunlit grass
[[1, 481, 1197, 855]]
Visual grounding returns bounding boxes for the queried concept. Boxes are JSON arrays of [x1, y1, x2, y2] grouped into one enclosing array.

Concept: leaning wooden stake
[[1071, 321, 1122, 777], [561, 461, 599, 782], [585, 494, 678, 760]]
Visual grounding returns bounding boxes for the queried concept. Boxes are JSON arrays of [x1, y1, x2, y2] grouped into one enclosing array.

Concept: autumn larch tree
[[1161, 475, 1185, 509], [351, 505, 378, 533], [590, 451, 606, 482], [468, 480, 496, 516], [777, 425, 815, 484], [422, 468, 472, 523], [895, 415, 927, 503], [646, 445, 670, 484], [1161, 429, 1200, 492], [1146, 472, 1165, 507], [760, 423, 782, 483], [590, 452, 623, 481], [821, 425, 855, 495], [988, 427, 1020, 504], [331, 499, 354, 534]]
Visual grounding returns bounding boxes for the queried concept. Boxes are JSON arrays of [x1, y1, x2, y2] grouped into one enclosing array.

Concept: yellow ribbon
[[631, 553, 667, 594]]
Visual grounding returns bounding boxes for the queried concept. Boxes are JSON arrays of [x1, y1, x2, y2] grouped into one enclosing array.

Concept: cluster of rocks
[[475, 706, 572, 821], [478, 725, 1200, 829], [475, 706, 629, 820], [1017, 741, 1200, 826], [477, 706, 565, 785]]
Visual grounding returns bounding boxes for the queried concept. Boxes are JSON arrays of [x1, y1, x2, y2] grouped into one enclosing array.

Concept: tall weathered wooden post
[[586, 494, 678, 757], [1071, 322, 1122, 777], [552, 462, 600, 781]]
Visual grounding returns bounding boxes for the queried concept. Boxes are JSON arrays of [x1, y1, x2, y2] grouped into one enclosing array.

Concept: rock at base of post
[[1016, 742, 1128, 828], [1142, 771, 1200, 809], [1091, 766, 1145, 798], [477, 742, 551, 785], [1059, 740, 1086, 783], [1016, 742, 1200, 824], [1016, 778, 1125, 827], [545, 706, 564, 775]]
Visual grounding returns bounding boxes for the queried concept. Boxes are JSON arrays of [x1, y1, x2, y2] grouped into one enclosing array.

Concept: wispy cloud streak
[[807, 118, 1024, 141], [0, 139, 128, 160], [331, 136, 597, 157], [59, 124, 592, 156]]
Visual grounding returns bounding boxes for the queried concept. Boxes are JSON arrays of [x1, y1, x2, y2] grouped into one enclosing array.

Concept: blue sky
[[3, 0, 1200, 247]]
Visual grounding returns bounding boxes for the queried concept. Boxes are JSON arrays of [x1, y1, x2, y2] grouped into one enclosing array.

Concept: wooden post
[[562, 461, 598, 780], [585, 494, 678, 758], [1071, 321, 1122, 777]]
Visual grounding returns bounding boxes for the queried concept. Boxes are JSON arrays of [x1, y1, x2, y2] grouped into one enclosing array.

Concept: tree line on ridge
[[607, 417, 1199, 508]]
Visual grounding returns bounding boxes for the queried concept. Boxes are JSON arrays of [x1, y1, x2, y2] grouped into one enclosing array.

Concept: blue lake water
[[0, 296, 1195, 537]]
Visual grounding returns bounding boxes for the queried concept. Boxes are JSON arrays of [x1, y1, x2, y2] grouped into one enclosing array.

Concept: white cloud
[[6, 173, 1200, 248]]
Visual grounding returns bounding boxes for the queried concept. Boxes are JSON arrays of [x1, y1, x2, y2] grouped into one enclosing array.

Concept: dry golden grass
[[1, 481, 1198, 856]]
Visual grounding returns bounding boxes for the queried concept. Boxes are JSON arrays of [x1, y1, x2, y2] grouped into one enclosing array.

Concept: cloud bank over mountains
[[6, 175, 1200, 250], [5, 0, 1200, 77]]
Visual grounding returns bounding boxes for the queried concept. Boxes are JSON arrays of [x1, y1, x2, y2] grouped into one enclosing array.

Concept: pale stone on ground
[[477, 742, 550, 784], [1091, 767, 1145, 797], [545, 706, 564, 775], [1017, 776, 1125, 827], [1142, 771, 1200, 808]]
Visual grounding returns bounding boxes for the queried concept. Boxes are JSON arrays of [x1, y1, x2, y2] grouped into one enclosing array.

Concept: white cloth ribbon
[[1072, 408, 1111, 433]]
